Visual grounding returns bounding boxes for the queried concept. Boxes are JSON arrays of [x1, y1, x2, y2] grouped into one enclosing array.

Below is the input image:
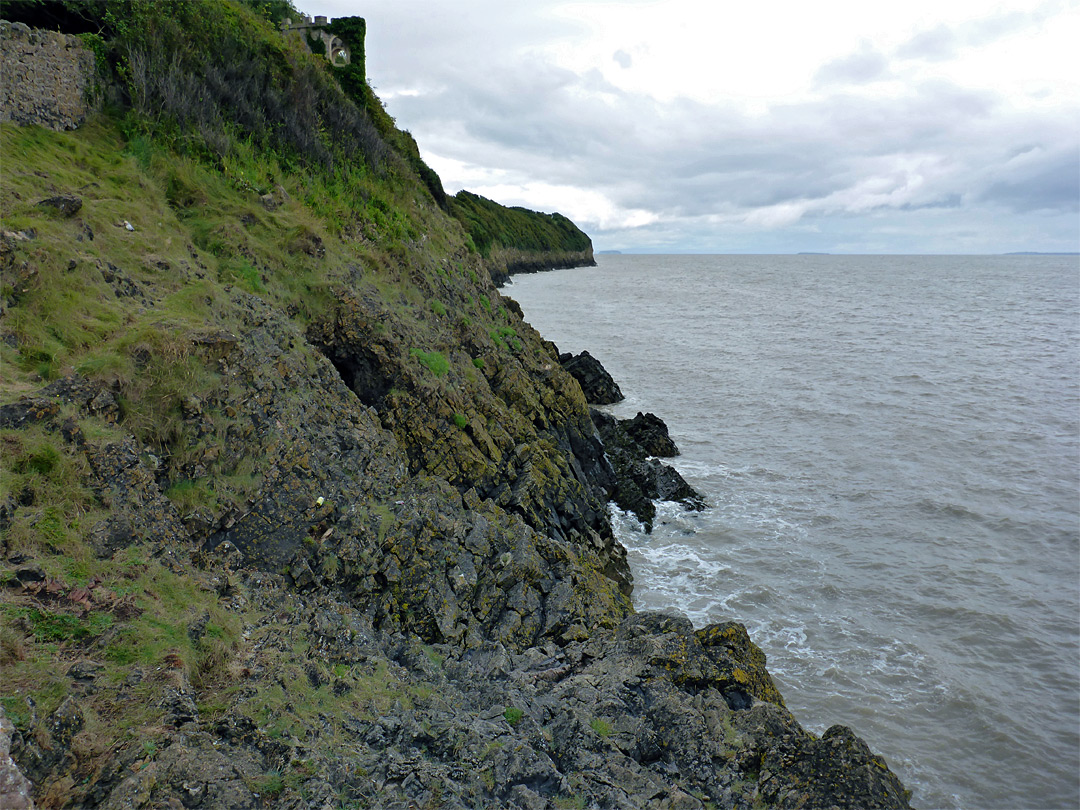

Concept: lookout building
[[282, 15, 350, 67]]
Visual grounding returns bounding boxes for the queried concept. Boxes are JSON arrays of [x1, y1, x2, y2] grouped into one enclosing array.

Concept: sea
[[505, 254, 1080, 810]]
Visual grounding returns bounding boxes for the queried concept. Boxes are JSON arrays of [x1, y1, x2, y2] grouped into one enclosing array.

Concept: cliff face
[[0, 6, 910, 809], [448, 191, 597, 285]]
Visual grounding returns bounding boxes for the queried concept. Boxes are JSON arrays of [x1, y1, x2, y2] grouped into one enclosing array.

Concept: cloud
[[896, 26, 958, 62], [979, 144, 1080, 212], [814, 45, 891, 85], [896, 5, 1062, 63], [319, 0, 1079, 253]]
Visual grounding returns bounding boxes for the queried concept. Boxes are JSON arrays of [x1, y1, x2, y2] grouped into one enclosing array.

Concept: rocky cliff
[[0, 4, 911, 809]]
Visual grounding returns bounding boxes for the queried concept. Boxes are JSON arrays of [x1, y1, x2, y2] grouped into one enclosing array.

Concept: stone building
[[282, 16, 350, 66], [0, 20, 97, 130]]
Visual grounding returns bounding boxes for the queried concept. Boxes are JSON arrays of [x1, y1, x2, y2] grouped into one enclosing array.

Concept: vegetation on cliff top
[[450, 190, 592, 258]]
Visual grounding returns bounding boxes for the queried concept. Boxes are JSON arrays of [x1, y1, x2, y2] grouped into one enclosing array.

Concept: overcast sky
[[310, 0, 1078, 254]]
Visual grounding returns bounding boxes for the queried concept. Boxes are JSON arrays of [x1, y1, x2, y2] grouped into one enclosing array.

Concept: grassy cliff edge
[[0, 4, 911, 809]]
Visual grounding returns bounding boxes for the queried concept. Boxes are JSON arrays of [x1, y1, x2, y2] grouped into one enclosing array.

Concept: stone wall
[[0, 21, 97, 131]]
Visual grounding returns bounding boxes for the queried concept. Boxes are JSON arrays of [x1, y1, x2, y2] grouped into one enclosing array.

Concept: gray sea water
[[506, 254, 1080, 810]]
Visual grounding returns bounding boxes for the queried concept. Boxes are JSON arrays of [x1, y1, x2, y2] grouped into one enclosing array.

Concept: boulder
[[0, 706, 36, 810], [624, 411, 680, 457], [558, 350, 623, 404], [590, 409, 706, 531], [36, 195, 82, 217]]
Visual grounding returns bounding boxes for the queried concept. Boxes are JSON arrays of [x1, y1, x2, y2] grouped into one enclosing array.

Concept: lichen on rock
[[0, 7, 911, 808]]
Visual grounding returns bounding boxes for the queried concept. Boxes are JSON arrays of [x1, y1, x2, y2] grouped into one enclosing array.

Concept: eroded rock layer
[[0, 8, 911, 809]]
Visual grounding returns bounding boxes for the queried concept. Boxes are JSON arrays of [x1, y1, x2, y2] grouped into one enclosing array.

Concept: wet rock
[[558, 350, 624, 404], [756, 724, 912, 809], [590, 409, 705, 531], [624, 411, 680, 457]]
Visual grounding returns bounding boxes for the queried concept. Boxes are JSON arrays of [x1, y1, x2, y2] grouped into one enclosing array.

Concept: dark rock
[[559, 350, 624, 404], [36, 195, 82, 217], [16, 696, 83, 784], [160, 683, 199, 726], [488, 251, 596, 287], [97, 731, 262, 810], [0, 398, 60, 429], [67, 660, 104, 682], [0, 706, 35, 810], [11, 565, 46, 584], [590, 408, 706, 531], [624, 411, 680, 457], [755, 724, 912, 809]]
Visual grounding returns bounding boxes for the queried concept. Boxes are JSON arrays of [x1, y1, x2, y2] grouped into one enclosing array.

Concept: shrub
[[452, 413, 468, 429], [504, 707, 524, 726]]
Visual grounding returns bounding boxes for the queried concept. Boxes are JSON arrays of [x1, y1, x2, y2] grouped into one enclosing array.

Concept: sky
[[309, 0, 1079, 254]]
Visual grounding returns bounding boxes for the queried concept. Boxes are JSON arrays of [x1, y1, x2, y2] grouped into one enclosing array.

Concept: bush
[[117, 0, 390, 173], [504, 707, 524, 726]]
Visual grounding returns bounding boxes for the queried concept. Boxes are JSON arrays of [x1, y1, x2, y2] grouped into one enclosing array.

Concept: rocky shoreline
[[1, 326, 912, 809], [490, 250, 598, 288], [1, 7, 911, 805]]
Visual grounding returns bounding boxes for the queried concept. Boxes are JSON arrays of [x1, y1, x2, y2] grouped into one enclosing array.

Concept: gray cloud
[[613, 49, 632, 69], [814, 45, 890, 85], [324, 1, 1078, 253], [896, 26, 958, 62], [896, 4, 1059, 63], [980, 145, 1080, 212]]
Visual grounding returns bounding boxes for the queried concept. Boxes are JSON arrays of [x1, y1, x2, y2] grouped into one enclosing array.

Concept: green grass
[[2, 606, 114, 644], [410, 349, 450, 377], [590, 717, 612, 737], [504, 706, 525, 726], [164, 478, 218, 513]]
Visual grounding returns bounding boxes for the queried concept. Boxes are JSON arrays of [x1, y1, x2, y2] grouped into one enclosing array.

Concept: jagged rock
[[559, 350, 624, 404], [624, 411, 680, 457], [756, 725, 912, 809], [35, 194, 81, 217], [0, 24, 913, 805], [97, 732, 262, 810], [16, 696, 83, 785], [591, 408, 706, 531], [0, 706, 35, 810]]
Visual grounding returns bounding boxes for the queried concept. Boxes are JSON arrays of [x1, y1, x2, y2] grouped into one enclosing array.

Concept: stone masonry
[[0, 21, 97, 131]]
